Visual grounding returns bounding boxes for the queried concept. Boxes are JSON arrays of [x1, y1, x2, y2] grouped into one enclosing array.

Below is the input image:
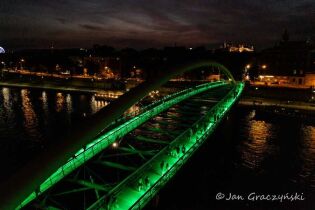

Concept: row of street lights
[[244, 63, 268, 81], [245, 64, 268, 70]]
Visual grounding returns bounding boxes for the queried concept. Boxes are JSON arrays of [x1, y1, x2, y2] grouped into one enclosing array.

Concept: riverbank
[[0, 81, 105, 93], [239, 97, 315, 112], [0, 81, 124, 101], [239, 84, 315, 112], [0, 72, 126, 92], [238, 96, 315, 125], [243, 84, 315, 102]]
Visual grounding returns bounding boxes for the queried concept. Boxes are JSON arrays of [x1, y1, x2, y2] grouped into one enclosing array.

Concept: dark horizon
[[1, 0, 315, 51]]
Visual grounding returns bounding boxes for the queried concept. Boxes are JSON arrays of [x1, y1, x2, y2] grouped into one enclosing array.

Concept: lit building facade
[[256, 32, 315, 87], [221, 42, 254, 53]]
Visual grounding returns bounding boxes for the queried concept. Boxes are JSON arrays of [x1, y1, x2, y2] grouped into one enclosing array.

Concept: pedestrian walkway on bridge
[[16, 82, 243, 210]]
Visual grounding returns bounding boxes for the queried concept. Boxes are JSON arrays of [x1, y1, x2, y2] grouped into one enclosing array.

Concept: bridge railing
[[77, 81, 225, 156], [17, 81, 227, 209], [129, 83, 244, 210], [87, 82, 244, 210], [97, 81, 225, 135], [128, 82, 244, 210]]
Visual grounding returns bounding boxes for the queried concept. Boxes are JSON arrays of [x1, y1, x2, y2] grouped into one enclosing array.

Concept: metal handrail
[[88, 82, 243, 210], [129, 83, 244, 209], [17, 81, 226, 209]]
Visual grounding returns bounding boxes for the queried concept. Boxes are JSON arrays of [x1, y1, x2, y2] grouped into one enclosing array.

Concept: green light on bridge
[[87, 82, 244, 210], [16, 81, 226, 210]]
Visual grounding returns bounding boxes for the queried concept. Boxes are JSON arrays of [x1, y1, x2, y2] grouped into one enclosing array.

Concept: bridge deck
[[89, 83, 243, 210], [16, 82, 229, 209]]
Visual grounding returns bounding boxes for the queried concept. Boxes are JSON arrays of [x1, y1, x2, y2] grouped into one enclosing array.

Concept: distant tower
[[282, 29, 289, 42]]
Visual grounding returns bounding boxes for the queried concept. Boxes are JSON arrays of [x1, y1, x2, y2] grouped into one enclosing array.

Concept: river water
[[0, 87, 110, 180], [153, 107, 315, 210], [0, 87, 314, 210]]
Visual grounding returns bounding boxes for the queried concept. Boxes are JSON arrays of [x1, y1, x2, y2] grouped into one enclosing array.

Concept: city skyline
[[1, 0, 315, 50]]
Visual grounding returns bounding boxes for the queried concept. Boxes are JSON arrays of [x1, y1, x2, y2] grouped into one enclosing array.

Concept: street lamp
[[243, 64, 251, 81], [261, 64, 267, 70], [20, 59, 25, 70], [112, 142, 119, 148]]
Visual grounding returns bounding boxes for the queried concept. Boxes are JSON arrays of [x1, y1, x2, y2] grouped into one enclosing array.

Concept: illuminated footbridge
[[0, 61, 244, 210]]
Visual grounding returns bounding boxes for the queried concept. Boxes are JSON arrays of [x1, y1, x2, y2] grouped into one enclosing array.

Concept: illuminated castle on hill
[[222, 42, 254, 53]]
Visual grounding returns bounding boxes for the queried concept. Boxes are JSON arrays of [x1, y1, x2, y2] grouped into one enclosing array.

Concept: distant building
[[256, 31, 315, 87], [305, 72, 315, 86], [83, 56, 121, 78], [219, 42, 254, 53]]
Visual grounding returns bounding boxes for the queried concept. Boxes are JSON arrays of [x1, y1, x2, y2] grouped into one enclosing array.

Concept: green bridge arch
[[0, 60, 237, 210]]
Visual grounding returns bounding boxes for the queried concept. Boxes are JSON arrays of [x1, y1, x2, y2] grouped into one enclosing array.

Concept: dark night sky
[[0, 0, 315, 50]]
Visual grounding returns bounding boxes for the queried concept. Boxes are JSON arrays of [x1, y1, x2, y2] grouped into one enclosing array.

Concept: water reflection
[[90, 95, 97, 113], [0, 87, 126, 179], [2, 87, 10, 111], [40, 91, 49, 127], [1, 88, 15, 122], [56, 92, 65, 112], [301, 126, 315, 187], [41, 91, 48, 111], [241, 111, 273, 169], [21, 89, 39, 140], [66, 94, 72, 114]]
